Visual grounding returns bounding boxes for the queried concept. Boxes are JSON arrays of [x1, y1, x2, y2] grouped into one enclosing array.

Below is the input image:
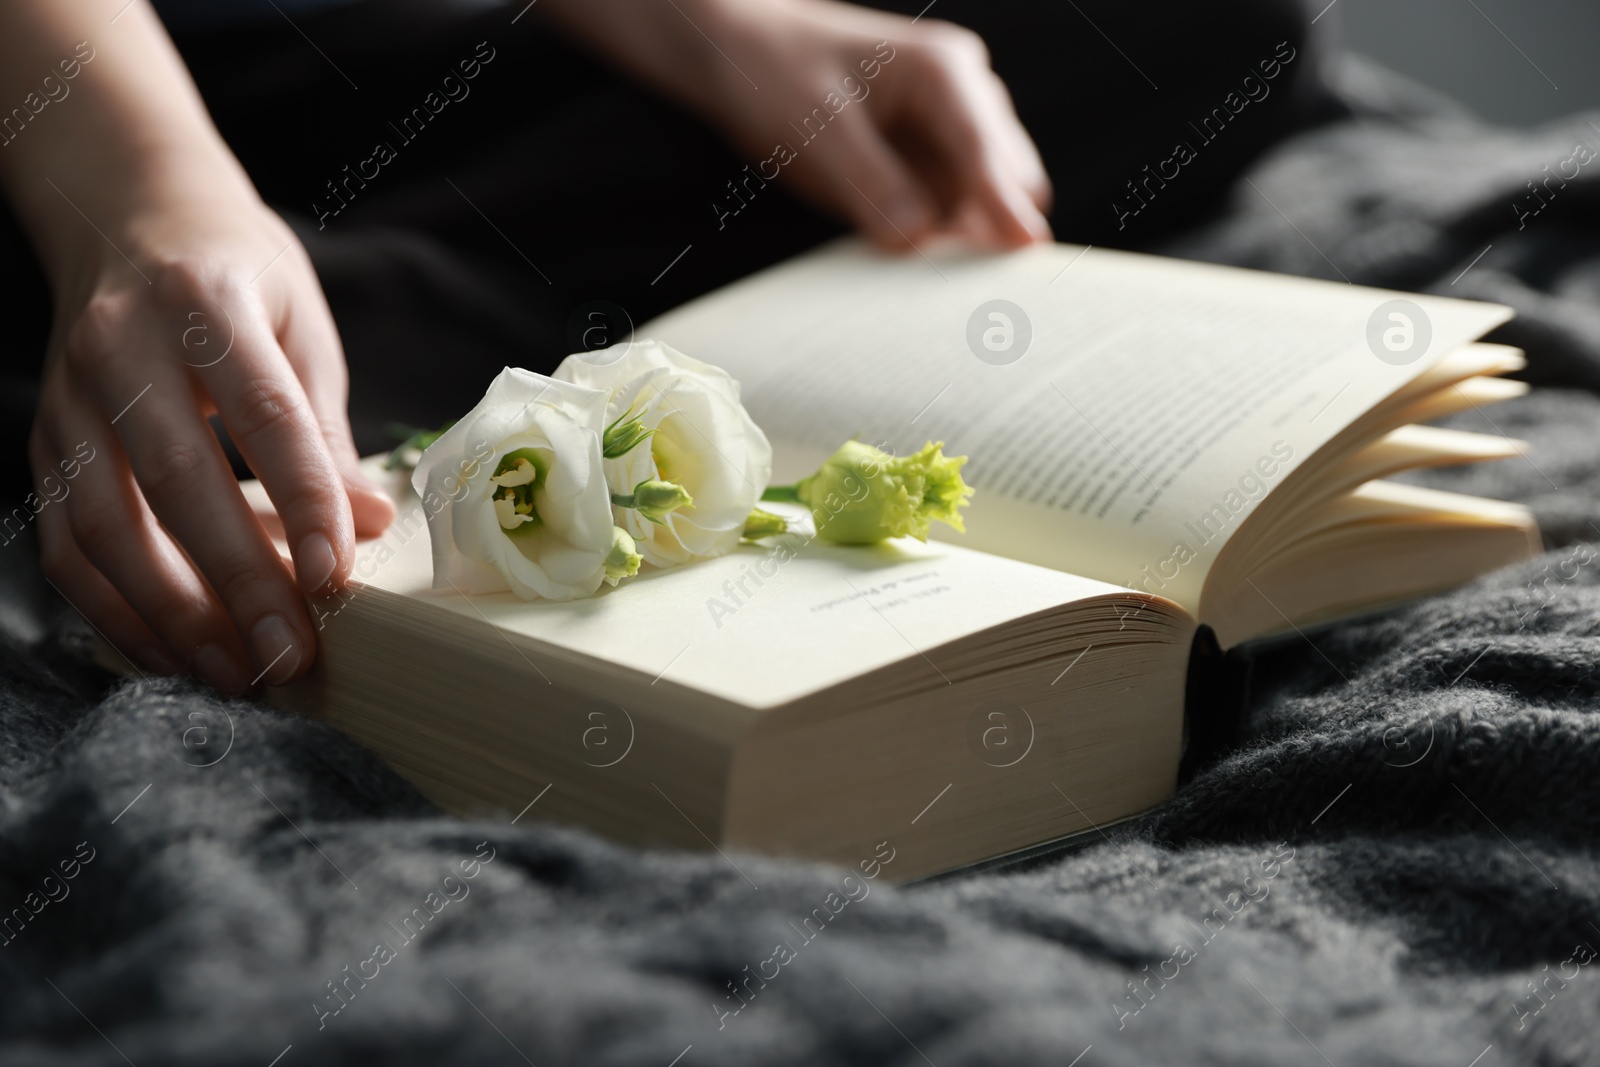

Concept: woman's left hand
[[542, 0, 1053, 251]]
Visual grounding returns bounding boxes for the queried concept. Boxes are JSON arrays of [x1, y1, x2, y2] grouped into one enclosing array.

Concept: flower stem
[[383, 419, 456, 470], [761, 485, 801, 504]]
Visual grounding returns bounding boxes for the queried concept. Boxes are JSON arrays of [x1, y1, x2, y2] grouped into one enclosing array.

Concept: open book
[[260, 240, 1537, 882]]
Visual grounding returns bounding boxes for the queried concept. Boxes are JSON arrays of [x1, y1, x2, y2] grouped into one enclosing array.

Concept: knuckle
[[230, 377, 307, 443], [150, 586, 221, 640], [273, 469, 343, 528], [129, 576, 218, 648], [150, 255, 223, 310], [64, 298, 123, 376], [138, 436, 208, 505], [213, 558, 286, 613], [918, 21, 988, 64], [66, 496, 125, 556]]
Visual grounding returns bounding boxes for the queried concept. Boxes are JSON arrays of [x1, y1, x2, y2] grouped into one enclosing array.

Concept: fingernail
[[296, 532, 338, 594], [251, 615, 302, 686], [193, 642, 249, 693]]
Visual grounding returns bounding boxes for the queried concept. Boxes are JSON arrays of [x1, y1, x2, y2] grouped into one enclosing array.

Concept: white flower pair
[[412, 340, 772, 601]]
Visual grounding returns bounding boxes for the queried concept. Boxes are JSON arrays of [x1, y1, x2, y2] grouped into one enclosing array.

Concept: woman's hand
[[30, 179, 395, 690], [544, 0, 1053, 251], [2, 2, 393, 690]]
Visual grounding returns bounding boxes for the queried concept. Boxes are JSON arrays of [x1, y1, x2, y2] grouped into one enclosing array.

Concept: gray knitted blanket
[[5, 60, 1600, 1066]]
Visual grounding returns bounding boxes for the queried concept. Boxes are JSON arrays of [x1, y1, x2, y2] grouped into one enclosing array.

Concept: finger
[[986, 75, 1053, 214], [910, 53, 1052, 247], [183, 283, 354, 601], [791, 107, 939, 250], [85, 338, 314, 687], [276, 272, 396, 540], [324, 406, 398, 541], [33, 403, 253, 690], [948, 197, 1005, 248], [36, 500, 175, 676]]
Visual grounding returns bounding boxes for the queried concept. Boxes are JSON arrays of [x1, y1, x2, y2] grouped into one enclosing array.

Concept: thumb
[[320, 401, 398, 541]]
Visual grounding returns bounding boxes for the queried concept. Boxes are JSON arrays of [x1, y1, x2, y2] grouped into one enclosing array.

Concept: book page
[[242, 472, 1145, 711], [643, 239, 1512, 611]]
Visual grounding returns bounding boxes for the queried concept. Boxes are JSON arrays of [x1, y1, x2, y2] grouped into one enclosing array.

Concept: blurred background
[[1335, 0, 1600, 126]]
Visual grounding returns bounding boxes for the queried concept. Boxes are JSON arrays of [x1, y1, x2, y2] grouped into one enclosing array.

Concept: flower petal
[[412, 367, 615, 600]]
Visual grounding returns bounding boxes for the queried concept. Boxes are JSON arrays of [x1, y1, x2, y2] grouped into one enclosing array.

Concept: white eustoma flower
[[555, 339, 772, 567], [411, 367, 616, 601]]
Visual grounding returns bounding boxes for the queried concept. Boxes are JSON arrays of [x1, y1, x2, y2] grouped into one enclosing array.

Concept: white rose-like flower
[[411, 367, 616, 601], [555, 339, 772, 567]]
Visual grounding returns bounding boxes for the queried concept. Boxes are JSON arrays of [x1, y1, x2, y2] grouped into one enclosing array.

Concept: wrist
[[0, 0, 260, 295], [668, 0, 776, 113], [540, 0, 770, 118], [22, 137, 259, 293]]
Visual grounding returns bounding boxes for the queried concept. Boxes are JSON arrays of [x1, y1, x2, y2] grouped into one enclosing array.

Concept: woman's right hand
[[2, 1, 393, 691], [29, 171, 394, 691]]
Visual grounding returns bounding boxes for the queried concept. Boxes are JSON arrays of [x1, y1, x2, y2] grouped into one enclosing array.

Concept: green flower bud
[[602, 405, 654, 460], [612, 479, 694, 524], [603, 526, 643, 586], [795, 440, 973, 544], [741, 507, 789, 540]]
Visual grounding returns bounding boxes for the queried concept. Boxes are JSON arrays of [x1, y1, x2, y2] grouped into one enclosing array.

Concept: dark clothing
[[151, 0, 359, 31], [0, 0, 1336, 463]]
